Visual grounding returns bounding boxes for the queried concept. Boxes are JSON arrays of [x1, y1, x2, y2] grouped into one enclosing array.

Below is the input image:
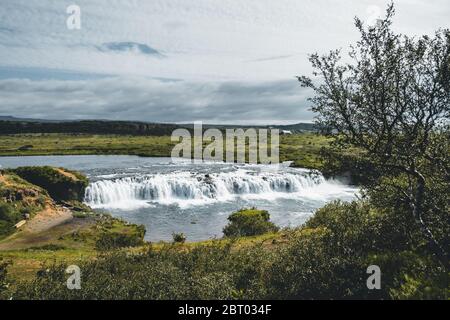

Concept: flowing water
[[0, 155, 358, 241]]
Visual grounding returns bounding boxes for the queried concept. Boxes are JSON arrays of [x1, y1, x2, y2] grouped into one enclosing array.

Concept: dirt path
[[23, 205, 73, 234], [0, 205, 73, 251]]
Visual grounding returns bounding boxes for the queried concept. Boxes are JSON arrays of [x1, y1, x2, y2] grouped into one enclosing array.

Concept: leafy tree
[[298, 3, 449, 266]]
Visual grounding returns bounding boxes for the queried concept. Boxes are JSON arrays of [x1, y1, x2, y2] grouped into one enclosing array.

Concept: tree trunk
[[411, 171, 449, 269]]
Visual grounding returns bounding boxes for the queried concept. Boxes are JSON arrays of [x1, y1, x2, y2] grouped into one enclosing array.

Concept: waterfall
[[84, 169, 343, 209]]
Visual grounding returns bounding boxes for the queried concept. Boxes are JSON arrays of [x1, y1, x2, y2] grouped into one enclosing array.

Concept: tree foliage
[[298, 3, 449, 266]]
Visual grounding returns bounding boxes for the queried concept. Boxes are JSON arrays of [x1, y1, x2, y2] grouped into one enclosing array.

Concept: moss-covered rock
[[11, 166, 88, 202], [223, 208, 279, 237]]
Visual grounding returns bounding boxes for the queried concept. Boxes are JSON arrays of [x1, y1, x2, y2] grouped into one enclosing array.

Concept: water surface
[[0, 155, 357, 241]]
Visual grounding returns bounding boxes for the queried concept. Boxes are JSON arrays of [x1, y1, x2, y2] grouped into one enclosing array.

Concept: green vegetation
[[0, 134, 177, 158], [11, 166, 88, 202], [0, 133, 329, 170], [1, 196, 447, 299], [278, 133, 332, 169], [0, 171, 48, 239], [223, 208, 279, 238], [0, 118, 315, 136], [26, 244, 67, 251], [172, 233, 187, 244], [0, 167, 146, 285], [299, 3, 449, 265], [0, 259, 8, 294], [0, 120, 181, 136], [95, 220, 146, 251]]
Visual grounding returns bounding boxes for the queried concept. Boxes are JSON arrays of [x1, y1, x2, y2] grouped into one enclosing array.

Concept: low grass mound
[[223, 208, 279, 238], [11, 166, 88, 202]]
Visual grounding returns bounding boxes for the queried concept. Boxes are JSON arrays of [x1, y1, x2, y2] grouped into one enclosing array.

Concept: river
[[0, 155, 358, 241]]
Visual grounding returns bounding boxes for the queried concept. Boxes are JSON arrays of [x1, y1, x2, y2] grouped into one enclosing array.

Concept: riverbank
[[0, 167, 145, 280]]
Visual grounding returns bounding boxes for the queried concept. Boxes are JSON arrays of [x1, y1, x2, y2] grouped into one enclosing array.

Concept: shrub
[[0, 221, 15, 239], [95, 231, 144, 251], [0, 204, 20, 238], [0, 259, 9, 298], [0, 203, 16, 222], [223, 208, 279, 238], [172, 233, 186, 243], [306, 200, 413, 254]]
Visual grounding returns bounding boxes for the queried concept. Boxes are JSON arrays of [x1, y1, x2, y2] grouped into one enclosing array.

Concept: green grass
[[279, 134, 332, 168], [0, 214, 145, 280], [0, 133, 176, 157], [3, 199, 447, 299], [0, 133, 329, 169]]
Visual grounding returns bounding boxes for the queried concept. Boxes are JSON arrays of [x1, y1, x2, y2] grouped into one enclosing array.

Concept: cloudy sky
[[0, 0, 449, 124]]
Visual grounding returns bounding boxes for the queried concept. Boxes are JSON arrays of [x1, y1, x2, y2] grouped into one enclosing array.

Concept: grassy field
[[0, 133, 331, 169], [0, 229, 286, 281], [0, 211, 147, 281], [0, 134, 175, 157]]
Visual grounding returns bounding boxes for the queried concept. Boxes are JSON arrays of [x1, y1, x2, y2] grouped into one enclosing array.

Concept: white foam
[[84, 167, 357, 209]]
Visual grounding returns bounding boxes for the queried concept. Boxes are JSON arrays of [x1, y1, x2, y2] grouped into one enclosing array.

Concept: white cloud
[[0, 77, 313, 124], [1, 0, 448, 81], [0, 0, 448, 122]]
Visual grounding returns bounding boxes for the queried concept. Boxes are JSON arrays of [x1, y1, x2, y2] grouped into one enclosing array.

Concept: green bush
[[12, 166, 88, 202], [172, 233, 186, 243], [0, 203, 17, 222], [306, 200, 414, 254], [0, 203, 20, 238], [95, 231, 145, 251], [0, 220, 15, 238], [223, 208, 279, 238]]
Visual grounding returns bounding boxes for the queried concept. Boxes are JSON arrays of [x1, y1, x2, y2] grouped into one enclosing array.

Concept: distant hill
[[183, 122, 317, 133], [0, 116, 317, 135], [272, 123, 316, 132], [0, 116, 62, 123]]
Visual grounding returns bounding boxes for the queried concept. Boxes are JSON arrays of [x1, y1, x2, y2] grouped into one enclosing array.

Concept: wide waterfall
[[0, 155, 358, 241], [84, 168, 347, 209]]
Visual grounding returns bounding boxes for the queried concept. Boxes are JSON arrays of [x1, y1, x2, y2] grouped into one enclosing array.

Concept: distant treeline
[[0, 120, 182, 136], [0, 119, 316, 136]]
